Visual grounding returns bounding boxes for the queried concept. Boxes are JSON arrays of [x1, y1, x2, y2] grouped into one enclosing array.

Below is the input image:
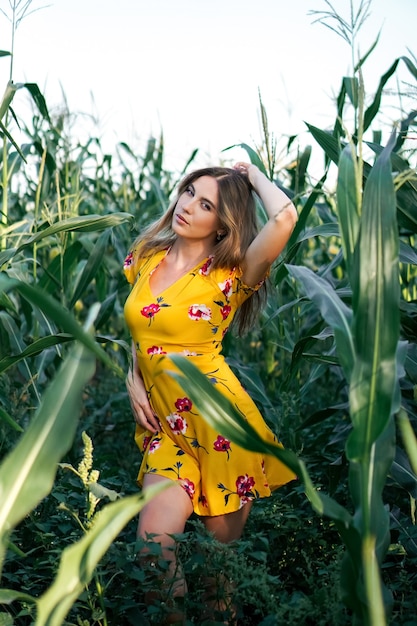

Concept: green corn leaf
[[0, 276, 120, 375], [349, 418, 396, 545], [305, 123, 343, 165], [94, 292, 117, 329], [170, 354, 299, 468], [226, 358, 277, 414], [354, 33, 381, 72], [0, 81, 17, 120], [0, 406, 23, 432], [0, 331, 95, 572], [15, 213, 134, 252], [69, 229, 111, 308], [286, 265, 355, 379], [169, 354, 353, 529], [391, 447, 417, 499], [0, 118, 26, 161], [0, 248, 16, 267], [341, 133, 400, 623], [37, 241, 83, 295], [343, 76, 359, 108], [396, 179, 417, 235], [363, 57, 417, 132], [363, 59, 400, 131], [24, 82, 50, 121], [297, 223, 340, 241], [223, 143, 267, 175], [0, 333, 73, 375], [274, 180, 335, 285], [1, 215, 133, 267], [398, 408, 417, 477], [0, 589, 36, 605], [291, 174, 329, 239], [336, 143, 360, 284], [347, 132, 400, 458], [35, 484, 167, 626], [400, 240, 417, 265]]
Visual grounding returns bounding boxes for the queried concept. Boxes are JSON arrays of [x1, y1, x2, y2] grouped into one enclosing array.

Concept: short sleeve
[[123, 248, 142, 285], [210, 265, 266, 310], [231, 266, 266, 307]]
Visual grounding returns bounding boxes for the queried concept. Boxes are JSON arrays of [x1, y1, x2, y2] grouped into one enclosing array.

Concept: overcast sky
[[1, 0, 416, 175]]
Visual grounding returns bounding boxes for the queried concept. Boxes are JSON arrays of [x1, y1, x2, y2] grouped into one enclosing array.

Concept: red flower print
[[141, 303, 160, 319], [199, 256, 214, 276], [167, 413, 188, 434], [123, 251, 133, 268], [147, 345, 167, 356], [220, 305, 231, 320], [181, 478, 195, 499], [188, 304, 212, 321], [142, 435, 151, 452], [236, 474, 255, 497], [149, 439, 161, 453], [219, 277, 233, 298], [175, 397, 193, 412], [213, 435, 231, 453]]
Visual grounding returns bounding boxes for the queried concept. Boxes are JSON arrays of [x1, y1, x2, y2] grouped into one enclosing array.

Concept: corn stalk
[[169, 131, 402, 624]]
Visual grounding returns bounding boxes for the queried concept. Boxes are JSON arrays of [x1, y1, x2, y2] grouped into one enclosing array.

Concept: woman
[[124, 162, 298, 623]]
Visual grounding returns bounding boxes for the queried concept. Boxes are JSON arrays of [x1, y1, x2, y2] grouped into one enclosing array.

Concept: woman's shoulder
[[199, 256, 235, 281], [123, 248, 165, 284], [202, 257, 266, 305]]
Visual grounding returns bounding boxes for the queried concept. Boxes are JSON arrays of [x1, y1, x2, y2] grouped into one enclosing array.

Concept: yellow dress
[[124, 248, 296, 516]]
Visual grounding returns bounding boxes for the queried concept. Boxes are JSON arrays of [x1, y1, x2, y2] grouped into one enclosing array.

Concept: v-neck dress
[[123, 248, 296, 516]]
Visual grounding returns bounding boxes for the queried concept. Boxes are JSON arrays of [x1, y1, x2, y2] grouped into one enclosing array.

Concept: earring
[[216, 232, 223, 241]]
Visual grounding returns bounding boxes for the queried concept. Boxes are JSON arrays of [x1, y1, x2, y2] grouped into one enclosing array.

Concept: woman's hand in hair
[[233, 161, 260, 187], [238, 161, 298, 287]]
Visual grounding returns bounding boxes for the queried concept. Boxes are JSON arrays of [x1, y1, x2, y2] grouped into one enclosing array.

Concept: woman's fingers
[[130, 399, 159, 433], [126, 369, 159, 433]]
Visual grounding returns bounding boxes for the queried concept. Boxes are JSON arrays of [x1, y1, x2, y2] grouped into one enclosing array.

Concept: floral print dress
[[124, 248, 296, 516]]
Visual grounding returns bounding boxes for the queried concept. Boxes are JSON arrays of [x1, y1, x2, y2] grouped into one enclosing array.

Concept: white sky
[[1, 0, 416, 176]]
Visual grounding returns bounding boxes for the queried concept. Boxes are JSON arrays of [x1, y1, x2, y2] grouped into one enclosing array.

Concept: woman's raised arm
[[235, 162, 298, 287]]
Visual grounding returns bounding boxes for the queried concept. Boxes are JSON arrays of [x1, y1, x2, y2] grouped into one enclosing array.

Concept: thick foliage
[[0, 8, 416, 623]]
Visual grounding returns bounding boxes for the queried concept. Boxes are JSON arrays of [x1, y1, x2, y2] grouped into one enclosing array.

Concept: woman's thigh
[[200, 502, 252, 543], [138, 473, 194, 541]]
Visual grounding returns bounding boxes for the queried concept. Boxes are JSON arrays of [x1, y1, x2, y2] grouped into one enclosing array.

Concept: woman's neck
[[167, 240, 213, 269]]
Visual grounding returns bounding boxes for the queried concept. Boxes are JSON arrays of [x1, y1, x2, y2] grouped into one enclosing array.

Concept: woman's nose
[[182, 199, 193, 212]]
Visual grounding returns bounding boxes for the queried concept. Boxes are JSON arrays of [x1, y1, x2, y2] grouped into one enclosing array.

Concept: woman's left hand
[[233, 161, 261, 187]]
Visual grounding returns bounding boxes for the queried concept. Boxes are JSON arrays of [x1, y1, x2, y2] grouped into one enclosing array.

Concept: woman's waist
[[137, 343, 221, 359], [137, 348, 223, 371]]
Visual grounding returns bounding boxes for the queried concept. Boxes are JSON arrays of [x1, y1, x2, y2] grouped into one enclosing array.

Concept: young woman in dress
[[124, 162, 298, 623]]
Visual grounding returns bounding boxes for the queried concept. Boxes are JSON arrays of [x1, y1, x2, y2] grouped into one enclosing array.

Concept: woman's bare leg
[[202, 502, 252, 542], [138, 474, 193, 623], [200, 503, 252, 623]]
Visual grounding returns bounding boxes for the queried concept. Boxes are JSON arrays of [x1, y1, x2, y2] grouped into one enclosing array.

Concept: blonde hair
[[131, 167, 267, 334]]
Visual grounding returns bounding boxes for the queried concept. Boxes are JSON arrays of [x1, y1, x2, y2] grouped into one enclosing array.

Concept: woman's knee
[[201, 501, 252, 543], [138, 473, 193, 540]]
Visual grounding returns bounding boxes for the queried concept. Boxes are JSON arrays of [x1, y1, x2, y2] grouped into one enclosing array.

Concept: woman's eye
[[185, 186, 194, 196], [202, 202, 211, 211]]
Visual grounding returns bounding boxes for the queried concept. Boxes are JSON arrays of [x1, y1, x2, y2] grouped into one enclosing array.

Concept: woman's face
[[172, 176, 223, 243]]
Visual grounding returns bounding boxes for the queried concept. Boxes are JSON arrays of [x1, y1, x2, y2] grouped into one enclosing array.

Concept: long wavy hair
[[131, 166, 267, 334]]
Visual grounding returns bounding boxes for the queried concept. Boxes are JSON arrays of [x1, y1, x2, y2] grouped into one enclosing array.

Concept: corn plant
[[0, 319, 165, 624], [170, 7, 417, 621], [170, 130, 402, 625]]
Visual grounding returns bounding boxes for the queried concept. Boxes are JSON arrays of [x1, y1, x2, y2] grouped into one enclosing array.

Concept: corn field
[[0, 1, 416, 625]]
